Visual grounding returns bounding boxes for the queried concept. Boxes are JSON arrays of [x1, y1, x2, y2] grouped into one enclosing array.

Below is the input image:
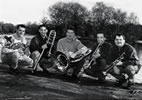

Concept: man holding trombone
[[29, 25, 56, 74]]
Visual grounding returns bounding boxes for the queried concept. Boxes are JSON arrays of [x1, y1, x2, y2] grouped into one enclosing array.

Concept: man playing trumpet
[[57, 28, 89, 79], [84, 33, 112, 82], [107, 34, 141, 88]]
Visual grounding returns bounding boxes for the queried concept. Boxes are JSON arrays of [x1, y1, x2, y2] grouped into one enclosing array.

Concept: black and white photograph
[[0, 0, 142, 99]]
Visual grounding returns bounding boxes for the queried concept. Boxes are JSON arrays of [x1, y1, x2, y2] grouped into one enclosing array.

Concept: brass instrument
[[78, 43, 103, 77], [54, 51, 70, 73], [55, 49, 91, 74], [33, 30, 56, 71], [10, 42, 27, 51], [103, 52, 125, 76], [70, 49, 91, 63]]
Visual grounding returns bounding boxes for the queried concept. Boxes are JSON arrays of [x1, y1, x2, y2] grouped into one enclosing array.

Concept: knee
[[125, 65, 136, 75], [27, 58, 33, 67], [31, 51, 40, 59], [11, 52, 19, 59]]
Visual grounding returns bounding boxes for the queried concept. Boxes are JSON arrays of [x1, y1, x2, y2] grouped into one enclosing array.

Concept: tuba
[[55, 48, 91, 74], [33, 30, 56, 71], [55, 51, 70, 73]]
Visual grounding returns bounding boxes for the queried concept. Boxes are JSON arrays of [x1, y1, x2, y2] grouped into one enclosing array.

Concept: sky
[[0, 0, 142, 25]]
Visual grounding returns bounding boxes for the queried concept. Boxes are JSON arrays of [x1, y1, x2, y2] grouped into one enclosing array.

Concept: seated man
[[57, 28, 89, 78], [29, 25, 55, 73], [108, 34, 141, 88], [1, 24, 33, 74], [84, 33, 112, 82]]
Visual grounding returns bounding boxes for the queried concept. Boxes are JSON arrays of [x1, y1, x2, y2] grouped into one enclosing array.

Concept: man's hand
[[42, 44, 47, 49], [68, 52, 76, 58], [93, 52, 100, 58], [116, 61, 123, 66], [113, 66, 120, 74], [17, 49, 24, 55]]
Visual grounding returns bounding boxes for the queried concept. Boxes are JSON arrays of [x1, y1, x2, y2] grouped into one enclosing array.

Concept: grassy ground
[[0, 64, 142, 100]]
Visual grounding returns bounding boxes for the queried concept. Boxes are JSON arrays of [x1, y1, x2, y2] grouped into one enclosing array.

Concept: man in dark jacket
[[108, 34, 141, 88], [29, 25, 54, 73], [84, 33, 112, 82]]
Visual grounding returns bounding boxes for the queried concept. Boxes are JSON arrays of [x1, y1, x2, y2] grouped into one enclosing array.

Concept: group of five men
[[0, 24, 141, 89]]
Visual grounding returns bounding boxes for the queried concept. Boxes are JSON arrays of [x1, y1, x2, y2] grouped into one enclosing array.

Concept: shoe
[[126, 80, 135, 88], [71, 74, 79, 82], [84, 68, 96, 77], [40, 65, 50, 75], [98, 77, 105, 83], [97, 72, 105, 83], [115, 78, 127, 87], [9, 67, 20, 75]]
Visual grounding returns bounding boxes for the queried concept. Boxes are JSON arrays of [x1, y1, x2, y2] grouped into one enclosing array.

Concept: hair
[[16, 24, 26, 29], [114, 33, 125, 40], [97, 33, 106, 37], [38, 24, 47, 29]]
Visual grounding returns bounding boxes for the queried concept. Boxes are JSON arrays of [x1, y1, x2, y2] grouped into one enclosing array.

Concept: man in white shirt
[[1, 24, 33, 74], [57, 29, 89, 78]]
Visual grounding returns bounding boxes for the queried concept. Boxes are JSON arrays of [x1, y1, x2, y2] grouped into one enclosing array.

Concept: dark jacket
[[108, 43, 139, 66], [29, 35, 52, 57], [92, 41, 112, 60]]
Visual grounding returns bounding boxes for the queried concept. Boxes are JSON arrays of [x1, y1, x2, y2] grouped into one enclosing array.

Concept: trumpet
[[103, 52, 125, 76], [33, 30, 56, 71], [78, 43, 103, 77]]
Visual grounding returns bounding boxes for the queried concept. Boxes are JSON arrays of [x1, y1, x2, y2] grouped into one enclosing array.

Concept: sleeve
[[123, 46, 139, 66], [57, 40, 64, 52], [22, 37, 27, 44], [75, 39, 85, 51], [1, 47, 17, 54], [29, 37, 39, 53]]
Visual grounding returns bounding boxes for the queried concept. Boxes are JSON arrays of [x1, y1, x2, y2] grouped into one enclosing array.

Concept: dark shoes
[[98, 76, 106, 83], [40, 65, 50, 73], [84, 68, 96, 77], [115, 78, 134, 89], [9, 67, 20, 75]]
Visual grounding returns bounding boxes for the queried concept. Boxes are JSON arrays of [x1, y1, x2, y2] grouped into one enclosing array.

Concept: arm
[[123, 47, 139, 66], [57, 40, 64, 53], [75, 39, 86, 55], [29, 37, 40, 53], [1, 47, 17, 54]]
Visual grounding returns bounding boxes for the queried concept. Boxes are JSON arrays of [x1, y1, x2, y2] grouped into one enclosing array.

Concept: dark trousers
[[85, 58, 107, 78], [70, 60, 85, 76]]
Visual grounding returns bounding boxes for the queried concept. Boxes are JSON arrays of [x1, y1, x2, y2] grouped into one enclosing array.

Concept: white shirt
[[11, 33, 27, 44]]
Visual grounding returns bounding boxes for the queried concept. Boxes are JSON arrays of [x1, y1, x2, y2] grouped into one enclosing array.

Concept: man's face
[[115, 36, 125, 47], [39, 26, 48, 38], [97, 33, 105, 44], [16, 26, 26, 37], [66, 30, 75, 40]]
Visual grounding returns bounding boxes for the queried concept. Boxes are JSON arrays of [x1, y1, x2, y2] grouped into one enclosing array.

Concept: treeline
[[0, 2, 142, 45]]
